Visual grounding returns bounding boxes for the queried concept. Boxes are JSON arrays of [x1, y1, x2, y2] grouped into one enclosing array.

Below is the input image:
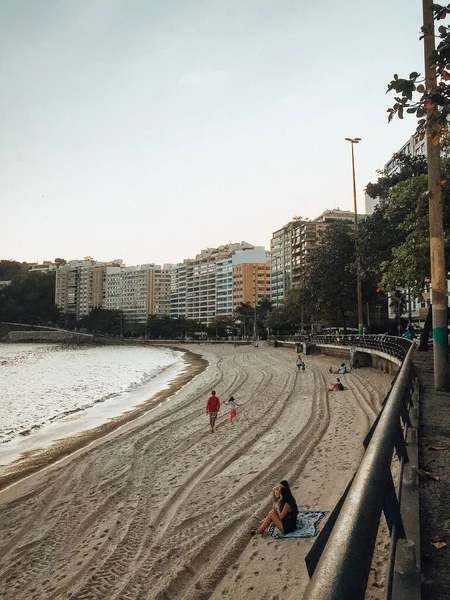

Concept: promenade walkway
[[414, 351, 450, 600]]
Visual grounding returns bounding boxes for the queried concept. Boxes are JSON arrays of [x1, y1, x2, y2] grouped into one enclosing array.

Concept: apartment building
[[215, 246, 270, 317], [148, 265, 172, 315], [55, 259, 101, 317], [105, 264, 172, 323], [270, 222, 299, 306], [184, 242, 253, 323], [291, 221, 327, 288], [170, 262, 187, 319], [169, 242, 269, 324], [232, 248, 270, 310], [56, 260, 171, 322], [28, 261, 57, 274], [365, 131, 427, 215], [272, 210, 364, 299]]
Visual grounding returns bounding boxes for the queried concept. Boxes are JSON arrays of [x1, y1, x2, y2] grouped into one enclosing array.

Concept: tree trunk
[[418, 304, 432, 351]]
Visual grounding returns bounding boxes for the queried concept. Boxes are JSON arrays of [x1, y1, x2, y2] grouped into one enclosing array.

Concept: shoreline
[[0, 347, 208, 492]]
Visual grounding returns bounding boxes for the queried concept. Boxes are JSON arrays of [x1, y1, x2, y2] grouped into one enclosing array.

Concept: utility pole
[[253, 267, 257, 339], [423, 0, 449, 390]]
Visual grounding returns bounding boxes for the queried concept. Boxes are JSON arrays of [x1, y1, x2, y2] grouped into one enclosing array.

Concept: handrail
[[303, 337, 414, 600], [314, 333, 412, 361]]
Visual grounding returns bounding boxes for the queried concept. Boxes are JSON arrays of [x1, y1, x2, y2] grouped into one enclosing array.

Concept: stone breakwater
[[2, 330, 95, 343]]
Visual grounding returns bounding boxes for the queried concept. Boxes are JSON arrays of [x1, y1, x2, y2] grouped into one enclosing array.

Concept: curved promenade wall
[[269, 339, 400, 375]]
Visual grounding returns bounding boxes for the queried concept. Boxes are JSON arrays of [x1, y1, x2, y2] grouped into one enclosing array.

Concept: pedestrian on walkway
[[225, 396, 238, 422], [206, 390, 220, 433]]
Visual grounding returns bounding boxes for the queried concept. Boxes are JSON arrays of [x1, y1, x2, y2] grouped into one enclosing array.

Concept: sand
[[0, 342, 395, 600]]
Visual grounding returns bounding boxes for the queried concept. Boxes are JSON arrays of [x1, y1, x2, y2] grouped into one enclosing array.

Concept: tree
[[277, 287, 313, 333], [386, 0, 450, 388], [0, 260, 28, 281], [79, 308, 122, 336], [302, 222, 358, 330], [365, 154, 427, 201], [234, 302, 256, 338], [0, 271, 60, 325]]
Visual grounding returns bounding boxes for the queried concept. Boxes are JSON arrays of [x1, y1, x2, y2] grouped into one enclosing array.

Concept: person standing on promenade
[[296, 355, 303, 371], [206, 390, 220, 433], [225, 396, 238, 422]]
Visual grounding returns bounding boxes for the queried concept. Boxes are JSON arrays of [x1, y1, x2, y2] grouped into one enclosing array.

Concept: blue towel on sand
[[268, 511, 326, 539]]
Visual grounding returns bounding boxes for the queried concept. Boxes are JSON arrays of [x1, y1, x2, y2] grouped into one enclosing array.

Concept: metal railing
[[303, 335, 415, 599], [314, 333, 412, 361]]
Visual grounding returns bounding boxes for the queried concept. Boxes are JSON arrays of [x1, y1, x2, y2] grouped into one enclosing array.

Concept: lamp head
[[345, 137, 361, 143]]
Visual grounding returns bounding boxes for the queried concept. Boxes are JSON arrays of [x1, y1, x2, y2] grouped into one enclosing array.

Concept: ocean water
[[0, 343, 185, 461]]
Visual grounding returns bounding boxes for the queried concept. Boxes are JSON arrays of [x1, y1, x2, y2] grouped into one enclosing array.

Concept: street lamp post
[[345, 137, 364, 335], [253, 269, 257, 339]]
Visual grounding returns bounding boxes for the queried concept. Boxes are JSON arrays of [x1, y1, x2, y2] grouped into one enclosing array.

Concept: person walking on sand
[[206, 390, 220, 433], [225, 396, 238, 422], [296, 355, 302, 371]]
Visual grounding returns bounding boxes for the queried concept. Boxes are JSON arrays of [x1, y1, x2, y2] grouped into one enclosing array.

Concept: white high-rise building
[[105, 264, 172, 323], [169, 241, 269, 324]]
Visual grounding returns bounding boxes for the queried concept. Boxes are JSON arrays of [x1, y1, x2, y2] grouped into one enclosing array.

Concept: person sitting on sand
[[252, 482, 299, 535], [272, 479, 294, 503], [329, 377, 345, 392], [330, 363, 348, 374]]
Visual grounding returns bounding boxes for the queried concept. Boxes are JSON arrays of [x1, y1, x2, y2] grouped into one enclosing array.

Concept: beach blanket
[[268, 511, 326, 539]]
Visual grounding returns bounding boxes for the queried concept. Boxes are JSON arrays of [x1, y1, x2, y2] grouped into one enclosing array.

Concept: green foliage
[[302, 222, 357, 328], [0, 260, 28, 281], [365, 154, 427, 200], [0, 271, 61, 325], [387, 5, 450, 134], [79, 308, 123, 336], [234, 299, 272, 338], [146, 314, 206, 339]]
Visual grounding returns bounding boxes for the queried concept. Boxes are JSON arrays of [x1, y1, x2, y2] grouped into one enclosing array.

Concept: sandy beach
[[0, 342, 394, 600]]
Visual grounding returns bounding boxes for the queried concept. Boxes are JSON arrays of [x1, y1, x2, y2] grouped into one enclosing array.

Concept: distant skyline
[[1, 1, 423, 266]]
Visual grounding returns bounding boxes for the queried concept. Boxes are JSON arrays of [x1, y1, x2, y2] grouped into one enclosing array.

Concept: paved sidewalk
[[414, 352, 450, 600]]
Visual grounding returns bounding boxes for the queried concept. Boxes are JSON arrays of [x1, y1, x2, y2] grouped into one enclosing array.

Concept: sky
[[1, 0, 425, 266]]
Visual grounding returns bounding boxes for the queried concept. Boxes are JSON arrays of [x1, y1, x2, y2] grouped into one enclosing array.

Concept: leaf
[[442, 69, 450, 80], [417, 84, 426, 93], [432, 134, 440, 145], [431, 541, 447, 549], [409, 71, 419, 79]]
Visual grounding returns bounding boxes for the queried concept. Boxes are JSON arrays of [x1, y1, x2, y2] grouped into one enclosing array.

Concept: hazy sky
[[1, 0, 424, 266]]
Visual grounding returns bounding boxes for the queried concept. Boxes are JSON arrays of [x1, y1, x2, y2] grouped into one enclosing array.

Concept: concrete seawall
[[270, 339, 400, 375], [2, 330, 95, 343]]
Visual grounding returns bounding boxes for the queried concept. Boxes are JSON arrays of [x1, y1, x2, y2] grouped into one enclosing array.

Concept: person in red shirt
[[206, 390, 220, 433]]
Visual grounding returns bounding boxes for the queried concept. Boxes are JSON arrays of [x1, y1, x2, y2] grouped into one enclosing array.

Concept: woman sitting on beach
[[252, 480, 299, 535], [329, 377, 345, 392]]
